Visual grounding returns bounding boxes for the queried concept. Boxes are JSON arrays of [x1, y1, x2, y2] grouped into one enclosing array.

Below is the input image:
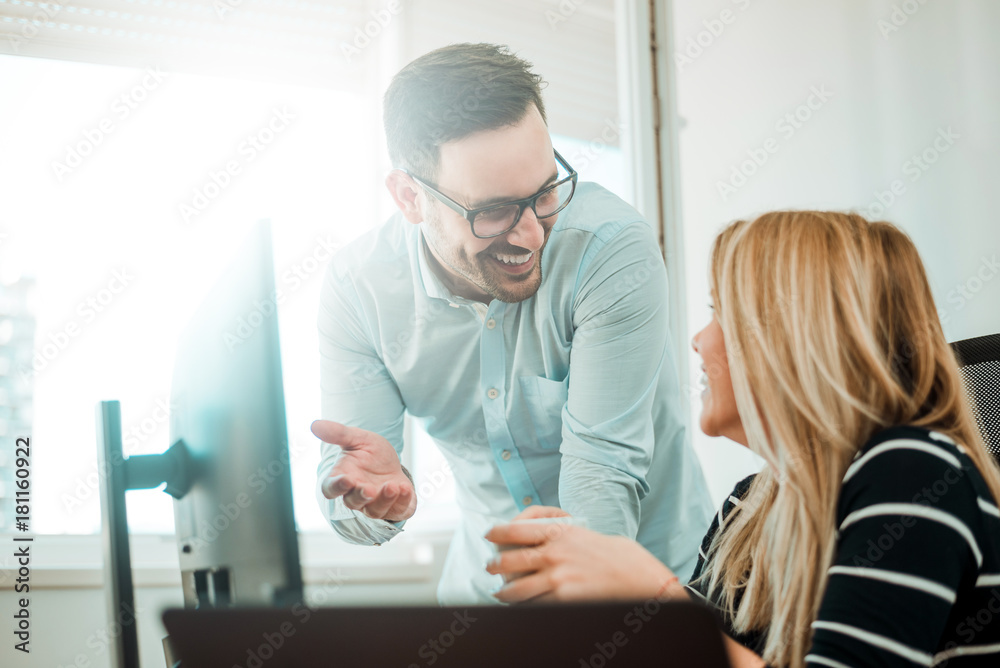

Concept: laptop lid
[[162, 601, 731, 667]]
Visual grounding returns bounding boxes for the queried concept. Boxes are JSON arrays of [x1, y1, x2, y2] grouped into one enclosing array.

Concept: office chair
[[950, 333, 1000, 464]]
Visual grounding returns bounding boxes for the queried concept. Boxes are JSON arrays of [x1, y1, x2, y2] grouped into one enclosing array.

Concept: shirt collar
[[415, 226, 463, 303]]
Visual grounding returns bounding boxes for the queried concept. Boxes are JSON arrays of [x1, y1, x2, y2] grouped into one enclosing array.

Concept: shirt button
[[523, 496, 533, 506], [501, 450, 511, 461], [487, 388, 499, 399], [486, 318, 496, 329]]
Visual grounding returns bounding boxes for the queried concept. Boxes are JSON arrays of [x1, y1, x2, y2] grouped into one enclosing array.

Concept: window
[[1, 53, 382, 533], [1, 0, 627, 537]]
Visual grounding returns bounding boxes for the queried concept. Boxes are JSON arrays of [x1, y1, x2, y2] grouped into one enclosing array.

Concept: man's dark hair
[[383, 43, 547, 180]]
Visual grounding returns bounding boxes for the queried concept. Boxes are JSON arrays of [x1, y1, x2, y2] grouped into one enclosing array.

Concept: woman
[[485, 211, 1000, 668]]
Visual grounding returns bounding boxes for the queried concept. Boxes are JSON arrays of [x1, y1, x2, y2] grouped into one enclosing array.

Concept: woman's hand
[[485, 518, 688, 604], [508, 504, 571, 521]]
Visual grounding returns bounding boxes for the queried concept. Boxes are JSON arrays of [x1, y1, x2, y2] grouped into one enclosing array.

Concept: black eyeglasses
[[404, 150, 578, 239]]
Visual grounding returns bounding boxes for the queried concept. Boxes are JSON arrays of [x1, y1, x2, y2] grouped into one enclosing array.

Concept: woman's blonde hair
[[694, 211, 1000, 668]]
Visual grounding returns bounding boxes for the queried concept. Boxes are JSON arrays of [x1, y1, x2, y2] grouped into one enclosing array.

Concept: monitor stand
[[96, 400, 193, 668]]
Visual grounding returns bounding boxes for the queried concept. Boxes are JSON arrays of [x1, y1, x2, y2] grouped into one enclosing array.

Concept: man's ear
[[385, 170, 424, 225]]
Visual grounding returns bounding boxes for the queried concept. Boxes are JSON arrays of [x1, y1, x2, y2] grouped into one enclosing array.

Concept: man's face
[[419, 106, 560, 304]]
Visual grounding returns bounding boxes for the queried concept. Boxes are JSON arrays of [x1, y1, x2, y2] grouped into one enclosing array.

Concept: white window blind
[[0, 0, 369, 90], [398, 0, 619, 146], [0, 0, 618, 142]]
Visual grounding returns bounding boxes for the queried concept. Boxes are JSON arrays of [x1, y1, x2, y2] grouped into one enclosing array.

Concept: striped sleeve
[[805, 434, 984, 668]]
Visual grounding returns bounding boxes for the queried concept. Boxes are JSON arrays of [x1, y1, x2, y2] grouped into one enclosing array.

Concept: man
[[313, 43, 713, 604]]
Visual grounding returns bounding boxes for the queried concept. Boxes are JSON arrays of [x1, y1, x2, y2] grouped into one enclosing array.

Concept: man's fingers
[[395, 484, 415, 513], [385, 485, 417, 523], [321, 474, 354, 499], [360, 483, 400, 518], [342, 485, 374, 511], [311, 420, 368, 450]]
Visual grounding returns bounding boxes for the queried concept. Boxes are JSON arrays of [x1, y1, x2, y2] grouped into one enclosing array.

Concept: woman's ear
[[385, 170, 424, 225]]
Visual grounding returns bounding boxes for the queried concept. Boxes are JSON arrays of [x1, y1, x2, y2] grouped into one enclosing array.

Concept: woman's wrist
[[653, 574, 686, 600], [722, 632, 767, 668]]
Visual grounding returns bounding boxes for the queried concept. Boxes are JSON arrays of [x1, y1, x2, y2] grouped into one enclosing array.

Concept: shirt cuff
[[324, 498, 405, 546], [316, 467, 408, 546], [558, 454, 641, 539]]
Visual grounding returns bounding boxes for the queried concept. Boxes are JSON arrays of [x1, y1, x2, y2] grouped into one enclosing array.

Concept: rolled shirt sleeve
[[557, 221, 669, 539], [315, 258, 407, 546]]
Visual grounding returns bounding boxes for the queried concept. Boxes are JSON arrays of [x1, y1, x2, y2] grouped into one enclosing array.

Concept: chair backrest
[[951, 333, 1000, 464]]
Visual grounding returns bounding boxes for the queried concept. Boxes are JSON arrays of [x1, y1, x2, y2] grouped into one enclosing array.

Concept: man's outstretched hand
[[311, 420, 417, 523]]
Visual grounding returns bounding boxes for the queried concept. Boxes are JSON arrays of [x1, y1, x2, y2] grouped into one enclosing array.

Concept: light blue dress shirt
[[316, 182, 714, 604]]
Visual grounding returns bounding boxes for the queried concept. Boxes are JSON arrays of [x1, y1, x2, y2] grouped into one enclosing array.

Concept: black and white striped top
[[687, 425, 1000, 667]]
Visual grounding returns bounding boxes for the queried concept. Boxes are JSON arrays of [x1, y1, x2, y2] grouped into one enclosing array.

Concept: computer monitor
[[96, 219, 302, 668], [168, 218, 302, 608]]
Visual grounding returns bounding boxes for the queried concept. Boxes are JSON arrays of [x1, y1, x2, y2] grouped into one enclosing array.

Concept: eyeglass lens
[[472, 179, 574, 237]]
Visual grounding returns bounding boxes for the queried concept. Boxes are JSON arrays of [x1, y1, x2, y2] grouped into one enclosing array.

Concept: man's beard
[[473, 240, 545, 303], [425, 211, 549, 303]]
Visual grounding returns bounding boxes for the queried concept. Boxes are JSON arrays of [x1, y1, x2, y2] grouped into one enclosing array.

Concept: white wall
[[670, 0, 1000, 503]]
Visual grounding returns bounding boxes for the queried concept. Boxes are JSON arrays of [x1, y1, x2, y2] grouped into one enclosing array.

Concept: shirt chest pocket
[[517, 375, 569, 450]]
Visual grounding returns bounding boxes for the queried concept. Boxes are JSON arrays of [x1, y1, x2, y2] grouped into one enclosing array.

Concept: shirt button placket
[[480, 305, 535, 510]]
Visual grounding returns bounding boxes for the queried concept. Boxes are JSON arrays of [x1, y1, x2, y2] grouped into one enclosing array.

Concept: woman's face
[[692, 310, 748, 446]]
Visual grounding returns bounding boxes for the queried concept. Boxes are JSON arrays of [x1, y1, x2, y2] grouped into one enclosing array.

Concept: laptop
[[162, 601, 731, 667]]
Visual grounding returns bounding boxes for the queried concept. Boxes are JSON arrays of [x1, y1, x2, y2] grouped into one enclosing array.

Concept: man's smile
[[487, 251, 535, 275]]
